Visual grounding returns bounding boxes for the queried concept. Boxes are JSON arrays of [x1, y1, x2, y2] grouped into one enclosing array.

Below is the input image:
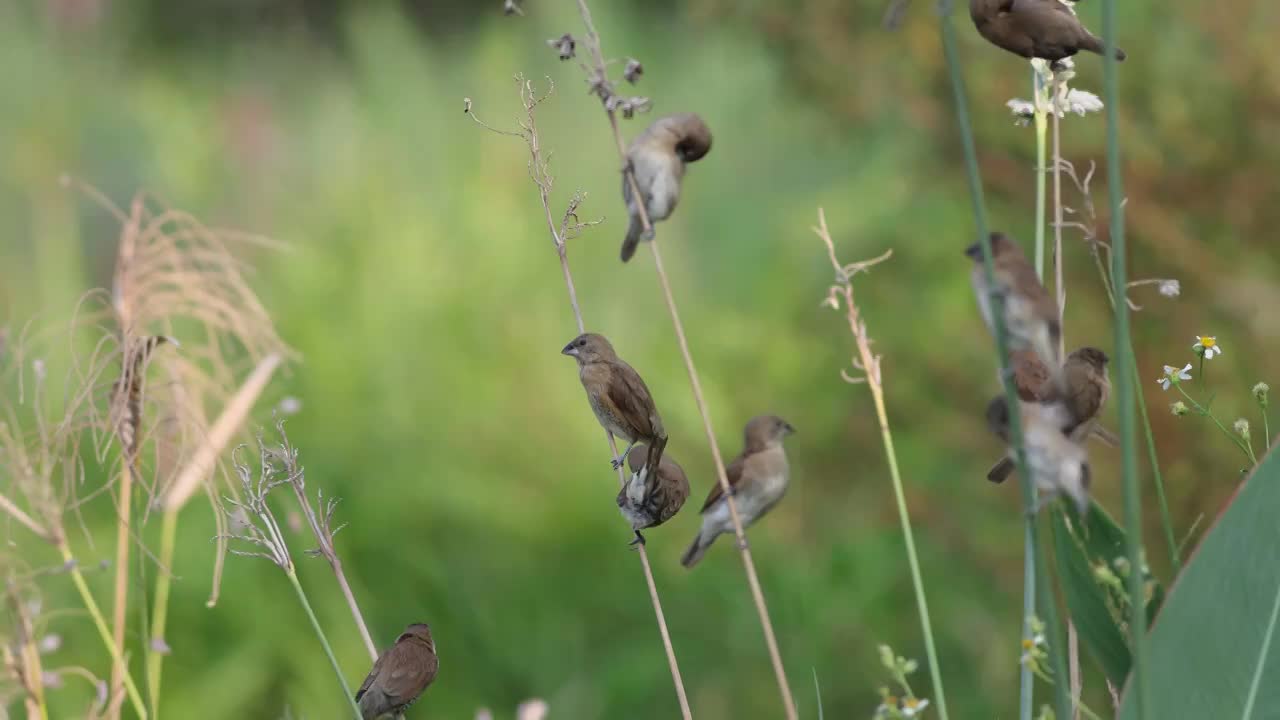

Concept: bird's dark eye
[[577, 339, 586, 347]]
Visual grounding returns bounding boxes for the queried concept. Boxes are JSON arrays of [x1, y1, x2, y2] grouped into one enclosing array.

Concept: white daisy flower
[[1193, 336, 1222, 359], [902, 698, 931, 717], [1158, 364, 1192, 390]]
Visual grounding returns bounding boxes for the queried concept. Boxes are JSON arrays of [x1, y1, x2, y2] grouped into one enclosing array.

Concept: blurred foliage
[[0, 0, 1277, 717]]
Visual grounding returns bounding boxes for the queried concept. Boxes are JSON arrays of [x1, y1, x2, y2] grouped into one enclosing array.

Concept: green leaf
[[1119, 447, 1280, 718], [1051, 508, 1132, 687]]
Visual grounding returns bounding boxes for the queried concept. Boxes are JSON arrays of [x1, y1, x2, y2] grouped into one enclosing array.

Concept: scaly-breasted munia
[[969, 0, 1126, 66], [562, 333, 668, 474], [681, 415, 794, 568], [355, 623, 439, 720], [966, 231, 1062, 368], [620, 113, 713, 262], [619, 443, 690, 545]]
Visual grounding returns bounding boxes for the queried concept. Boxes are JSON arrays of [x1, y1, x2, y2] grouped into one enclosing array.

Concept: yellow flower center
[[905, 698, 920, 709], [1199, 336, 1216, 348], [1022, 638, 1035, 650]]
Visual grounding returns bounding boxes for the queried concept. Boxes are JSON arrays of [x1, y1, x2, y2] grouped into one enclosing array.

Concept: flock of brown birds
[[347, 3, 1122, 716]]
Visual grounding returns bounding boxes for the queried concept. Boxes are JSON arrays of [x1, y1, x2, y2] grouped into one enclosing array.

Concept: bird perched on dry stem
[[966, 232, 1061, 368], [620, 443, 690, 546], [355, 623, 439, 720], [620, 113, 713, 262], [969, 0, 1126, 67], [682, 415, 795, 568], [987, 346, 1112, 483], [986, 395, 1091, 513], [562, 333, 668, 475]]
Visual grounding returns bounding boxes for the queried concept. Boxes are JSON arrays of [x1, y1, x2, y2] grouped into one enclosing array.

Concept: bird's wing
[[607, 361, 662, 438], [699, 452, 747, 513], [1009, 0, 1074, 15], [355, 652, 386, 700], [381, 644, 436, 701]]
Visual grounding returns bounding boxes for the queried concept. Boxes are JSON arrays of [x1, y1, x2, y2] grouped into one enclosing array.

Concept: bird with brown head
[[969, 0, 1126, 67], [620, 444, 690, 546], [562, 333, 668, 476], [681, 415, 795, 568], [620, 113, 713, 262], [355, 623, 438, 720], [966, 231, 1062, 368]]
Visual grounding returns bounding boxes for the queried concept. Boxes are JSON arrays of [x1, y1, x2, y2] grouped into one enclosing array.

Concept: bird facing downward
[[355, 623, 439, 720], [620, 444, 690, 546], [620, 113, 713, 263], [987, 346, 1111, 483], [966, 232, 1062, 368], [681, 415, 795, 569], [969, 0, 1126, 65], [562, 333, 668, 476], [985, 395, 1092, 513]]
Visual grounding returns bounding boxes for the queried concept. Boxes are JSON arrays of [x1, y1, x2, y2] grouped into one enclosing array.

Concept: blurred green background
[[2, 0, 1278, 717]]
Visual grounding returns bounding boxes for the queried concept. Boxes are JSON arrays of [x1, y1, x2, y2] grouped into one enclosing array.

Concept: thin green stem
[[1034, 68, 1048, 281], [284, 568, 363, 720], [871, 374, 951, 719], [1028, 667, 1104, 720], [1127, 347, 1181, 572], [1264, 408, 1271, 451], [937, 6, 1068, 718], [1175, 385, 1254, 461], [58, 543, 149, 720], [147, 508, 179, 717], [1101, 0, 1149, 714]]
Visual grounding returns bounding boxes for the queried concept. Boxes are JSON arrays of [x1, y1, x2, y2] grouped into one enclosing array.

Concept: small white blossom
[[902, 698, 931, 717], [1007, 98, 1036, 125], [1158, 279, 1180, 297], [1193, 336, 1222, 359], [1058, 89, 1103, 117], [1158, 364, 1192, 390]]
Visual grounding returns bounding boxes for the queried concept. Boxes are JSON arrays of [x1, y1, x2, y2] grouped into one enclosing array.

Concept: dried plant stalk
[[571, 1, 797, 715], [467, 78, 692, 719]]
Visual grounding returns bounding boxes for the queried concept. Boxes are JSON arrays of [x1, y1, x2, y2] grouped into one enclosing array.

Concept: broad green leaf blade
[[1052, 508, 1132, 687], [1119, 447, 1280, 718]]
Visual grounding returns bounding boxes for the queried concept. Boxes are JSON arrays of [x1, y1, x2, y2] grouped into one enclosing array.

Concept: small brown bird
[[355, 623, 439, 720], [681, 415, 794, 568], [620, 443, 690, 545], [620, 113, 713, 262], [985, 395, 1091, 513], [969, 0, 1126, 66], [966, 232, 1061, 368], [562, 333, 668, 474], [987, 346, 1112, 482]]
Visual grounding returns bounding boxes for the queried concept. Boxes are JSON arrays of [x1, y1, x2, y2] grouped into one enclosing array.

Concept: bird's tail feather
[[644, 435, 667, 480], [681, 530, 710, 568], [620, 215, 642, 262], [987, 456, 1015, 483], [1083, 35, 1126, 61]]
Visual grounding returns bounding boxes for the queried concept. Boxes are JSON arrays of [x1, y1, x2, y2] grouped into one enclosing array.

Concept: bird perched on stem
[[966, 232, 1061, 368], [681, 415, 794, 568], [620, 444, 690, 546], [987, 346, 1112, 483], [562, 333, 668, 475], [969, 0, 1126, 67], [355, 623, 439, 720], [620, 113, 713, 262], [988, 396, 1092, 514]]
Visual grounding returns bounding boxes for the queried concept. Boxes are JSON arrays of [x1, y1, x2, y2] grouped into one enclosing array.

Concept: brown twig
[[467, 79, 691, 719], [570, 2, 798, 716]]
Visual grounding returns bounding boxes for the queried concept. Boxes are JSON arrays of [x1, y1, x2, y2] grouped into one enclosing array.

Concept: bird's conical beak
[[561, 342, 578, 357]]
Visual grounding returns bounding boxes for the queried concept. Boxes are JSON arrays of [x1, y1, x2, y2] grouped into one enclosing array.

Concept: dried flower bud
[[1170, 400, 1189, 417], [1253, 382, 1270, 408], [547, 33, 575, 61], [503, 0, 523, 16], [1234, 418, 1251, 439], [1158, 279, 1180, 297], [463, 97, 472, 114], [623, 58, 643, 83]]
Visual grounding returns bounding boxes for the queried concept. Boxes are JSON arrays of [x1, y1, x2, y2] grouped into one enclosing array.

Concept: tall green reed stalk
[[935, 3, 1070, 718], [814, 211, 949, 720], [1100, 0, 1149, 716]]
